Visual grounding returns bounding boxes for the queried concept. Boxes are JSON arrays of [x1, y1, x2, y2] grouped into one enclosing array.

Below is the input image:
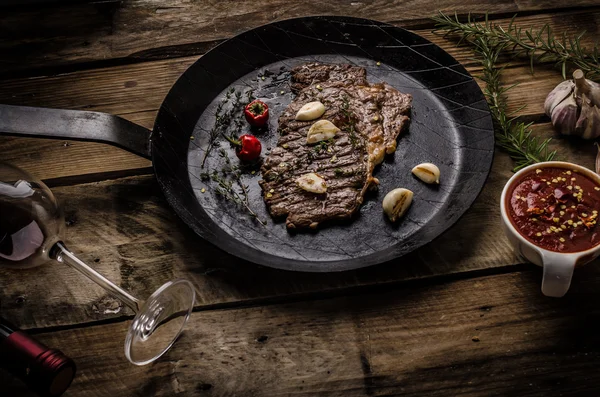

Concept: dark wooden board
[[1, 127, 596, 329], [2, 2, 600, 397], [4, 267, 600, 396]]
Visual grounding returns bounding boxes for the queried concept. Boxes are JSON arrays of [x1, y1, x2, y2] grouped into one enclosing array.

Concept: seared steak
[[290, 63, 367, 93], [260, 63, 412, 229]]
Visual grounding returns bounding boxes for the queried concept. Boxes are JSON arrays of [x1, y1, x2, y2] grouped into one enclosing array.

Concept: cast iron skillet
[[0, 16, 494, 272]]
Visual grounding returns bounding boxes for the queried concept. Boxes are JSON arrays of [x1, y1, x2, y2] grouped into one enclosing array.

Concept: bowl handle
[[540, 251, 576, 298], [0, 105, 151, 159]]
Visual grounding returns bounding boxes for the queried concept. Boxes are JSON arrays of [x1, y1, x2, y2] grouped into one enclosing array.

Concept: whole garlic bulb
[[545, 69, 600, 139]]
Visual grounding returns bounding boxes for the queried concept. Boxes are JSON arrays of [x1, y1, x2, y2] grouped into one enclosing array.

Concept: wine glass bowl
[[0, 163, 196, 365], [0, 163, 63, 269]]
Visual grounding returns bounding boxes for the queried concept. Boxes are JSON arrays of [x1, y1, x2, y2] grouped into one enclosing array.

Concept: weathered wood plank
[[0, 136, 152, 183], [0, 1, 598, 75], [1, 123, 595, 330], [4, 267, 600, 396]]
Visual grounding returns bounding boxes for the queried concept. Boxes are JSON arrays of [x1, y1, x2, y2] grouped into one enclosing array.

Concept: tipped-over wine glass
[[0, 163, 196, 365]]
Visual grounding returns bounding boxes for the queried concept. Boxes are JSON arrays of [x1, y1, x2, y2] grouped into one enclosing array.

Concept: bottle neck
[[0, 316, 76, 397], [0, 316, 15, 339]]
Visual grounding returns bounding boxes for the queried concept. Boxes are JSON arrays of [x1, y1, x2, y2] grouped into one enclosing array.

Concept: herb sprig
[[474, 36, 556, 171], [201, 88, 252, 168], [201, 148, 265, 225], [432, 12, 600, 79]]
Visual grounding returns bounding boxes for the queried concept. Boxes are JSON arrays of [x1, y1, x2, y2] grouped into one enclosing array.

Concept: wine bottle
[[0, 316, 76, 397]]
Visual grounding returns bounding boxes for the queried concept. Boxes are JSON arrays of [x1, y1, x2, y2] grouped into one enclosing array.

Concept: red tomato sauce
[[507, 166, 600, 253]]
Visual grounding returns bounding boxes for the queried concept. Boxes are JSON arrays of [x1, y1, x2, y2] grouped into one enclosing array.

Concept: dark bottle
[[0, 316, 76, 397]]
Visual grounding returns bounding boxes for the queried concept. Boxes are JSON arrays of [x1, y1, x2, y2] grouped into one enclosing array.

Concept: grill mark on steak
[[260, 63, 412, 230]]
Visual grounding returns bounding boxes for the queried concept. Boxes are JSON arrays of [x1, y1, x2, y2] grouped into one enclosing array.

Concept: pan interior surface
[[152, 17, 494, 272]]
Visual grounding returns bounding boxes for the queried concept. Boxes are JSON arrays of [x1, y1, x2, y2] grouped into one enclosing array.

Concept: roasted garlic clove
[[412, 163, 440, 184], [295, 101, 326, 121], [306, 120, 340, 144], [382, 188, 413, 222], [296, 172, 327, 194]]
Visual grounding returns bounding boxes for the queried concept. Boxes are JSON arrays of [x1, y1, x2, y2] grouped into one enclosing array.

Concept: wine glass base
[[124, 279, 196, 366]]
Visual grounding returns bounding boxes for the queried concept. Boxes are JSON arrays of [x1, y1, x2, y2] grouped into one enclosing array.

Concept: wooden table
[[2, 1, 600, 396]]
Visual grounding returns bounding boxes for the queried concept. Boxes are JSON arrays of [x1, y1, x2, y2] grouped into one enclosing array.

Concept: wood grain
[[1, 124, 595, 330], [1, 1, 597, 76], [4, 267, 600, 396]]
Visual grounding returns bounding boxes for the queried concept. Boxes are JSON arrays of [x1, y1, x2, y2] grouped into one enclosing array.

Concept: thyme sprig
[[432, 12, 600, 79], [201, 148, 265, 225], [201, 88, 251, 168], [474, 36, 556, 171]]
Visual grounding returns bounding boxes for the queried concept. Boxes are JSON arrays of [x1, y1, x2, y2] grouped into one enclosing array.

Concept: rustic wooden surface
[[2, 1, 600, 396]]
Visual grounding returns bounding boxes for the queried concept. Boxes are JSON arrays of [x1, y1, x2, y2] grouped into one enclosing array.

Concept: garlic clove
[[576, 93, 600, 140], [411, 163, 440, 184], [547, 70, 600, 139], [573, 69, 600, 108], [545, 80, 574, 117], [382, 188, 413, 222], [296, 172, 327, 194], [306, 120, 340, 144], [295, 101, 326, 121], [551, 93, 578, 135]]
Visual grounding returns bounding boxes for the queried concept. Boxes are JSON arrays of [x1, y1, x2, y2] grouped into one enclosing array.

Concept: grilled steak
[[260, 63, 412, 229], [290, 63, 367, 93]]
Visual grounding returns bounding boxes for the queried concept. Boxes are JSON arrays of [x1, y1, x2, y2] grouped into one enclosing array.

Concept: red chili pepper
[[244, 100, 269, 127], [226, 134, 262, 162]]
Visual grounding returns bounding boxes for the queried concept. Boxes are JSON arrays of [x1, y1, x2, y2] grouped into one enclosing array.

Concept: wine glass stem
[[53, 242, 141, 312]]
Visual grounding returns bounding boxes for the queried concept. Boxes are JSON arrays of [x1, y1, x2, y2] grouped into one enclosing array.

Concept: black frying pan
[[0, 16, 494, 272]]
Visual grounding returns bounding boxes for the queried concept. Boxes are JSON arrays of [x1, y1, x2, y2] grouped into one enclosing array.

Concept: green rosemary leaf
[[467, 35, 557, 172], [431, 12, 600, 80]]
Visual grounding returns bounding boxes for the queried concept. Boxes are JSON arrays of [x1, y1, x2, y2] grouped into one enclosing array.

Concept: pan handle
[[0, 105, 152, 159]]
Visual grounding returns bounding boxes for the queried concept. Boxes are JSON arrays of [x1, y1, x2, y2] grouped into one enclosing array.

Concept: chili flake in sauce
[[507, 167, 600, 253]]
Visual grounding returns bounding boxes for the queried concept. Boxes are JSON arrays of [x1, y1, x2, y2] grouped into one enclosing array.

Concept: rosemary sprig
[[474, 36, 556, 171], [433, 12, 600, 79], [201, 148, 265, 225]]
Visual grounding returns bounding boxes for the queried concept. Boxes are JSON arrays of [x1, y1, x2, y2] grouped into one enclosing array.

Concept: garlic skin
[[576, 94, 600, 140], [551, 94, 578, 135], [545, 69, 600, 139], [574, 69, 600, 108], [544, 80, 574, 116]]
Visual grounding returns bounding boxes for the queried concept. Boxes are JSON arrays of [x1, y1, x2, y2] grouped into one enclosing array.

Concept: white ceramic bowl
[[500, 161, 600, 297]]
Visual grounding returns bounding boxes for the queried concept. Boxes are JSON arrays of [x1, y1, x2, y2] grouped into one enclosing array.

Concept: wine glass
[[0, 163, 196, 366]]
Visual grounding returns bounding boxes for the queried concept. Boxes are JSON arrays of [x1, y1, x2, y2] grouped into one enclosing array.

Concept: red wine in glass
[[0, 163, 196, 365]]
